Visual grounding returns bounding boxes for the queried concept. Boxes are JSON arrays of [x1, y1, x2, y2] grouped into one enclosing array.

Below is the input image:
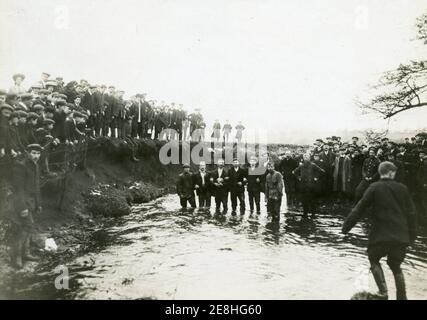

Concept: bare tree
[[357, 12, 427, 119]]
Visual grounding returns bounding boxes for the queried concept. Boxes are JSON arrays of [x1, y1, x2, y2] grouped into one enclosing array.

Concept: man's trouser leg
[[248, 192, 255, 211], [231, 191, 238, 212], [188, 195, 197, 208], [237, 191, 245, 212], [198, 195, 205, 208], [386, 245, 407, 300], [273, 197, 282, 221], [180, 197, 187, 208], [221, 192, 228, 212], [253, 192, 261, 212]]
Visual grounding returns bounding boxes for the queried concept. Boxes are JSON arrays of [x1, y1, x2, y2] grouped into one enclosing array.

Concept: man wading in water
[[342, 161, 417, 300]]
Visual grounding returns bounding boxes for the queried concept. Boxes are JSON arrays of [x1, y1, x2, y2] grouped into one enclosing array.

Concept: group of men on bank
[[0, 71, 213, 269]]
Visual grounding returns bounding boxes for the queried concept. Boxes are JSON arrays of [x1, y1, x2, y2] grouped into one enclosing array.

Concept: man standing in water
[[176, 164, 196, 209], [265, 162, 284, 222], [210, 158, 229, 213], [342, 162, 417, 300]]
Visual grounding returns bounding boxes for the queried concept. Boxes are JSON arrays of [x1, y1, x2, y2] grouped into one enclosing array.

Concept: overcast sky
[[1, 0, 426, 142]]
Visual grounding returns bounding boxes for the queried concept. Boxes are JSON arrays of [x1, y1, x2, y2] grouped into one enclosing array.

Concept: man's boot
[[393, 272, 407, 300], [371, 264, 388, 299]]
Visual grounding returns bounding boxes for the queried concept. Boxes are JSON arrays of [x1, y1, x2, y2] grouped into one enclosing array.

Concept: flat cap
[[0, 89, 7, 96], [183, 164, 190, 169], [55, 100, 67, 106], [27, 112, 39, 120], [38, 89, 50, 95], [6, 93, 17, 99], [19, 93, 33, 100], [0, 104, 14, 112], [27, 143, 44, 152], [45, 80, 58, 87], [32, 104, 45, 111]]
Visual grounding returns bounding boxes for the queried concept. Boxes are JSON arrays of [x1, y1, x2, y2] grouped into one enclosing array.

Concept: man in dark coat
[[278, 150, 299, 208], [10, 144, 43, 269], [228, 158, 247, 214], [176, 164, 196, 208], [293, 153, 325, 217], [193, 161, 211, 208], [354, 148, 380, 203], [247, 156, 264, 213], [210, 158, 229, 213], [342, 162, 417, 300], [319, 143, 335, 199]]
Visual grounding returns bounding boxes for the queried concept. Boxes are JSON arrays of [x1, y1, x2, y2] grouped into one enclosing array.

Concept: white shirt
[[199, 170, 206, 185], [217, 168, 223, 177], [137, 102, 141, 123]]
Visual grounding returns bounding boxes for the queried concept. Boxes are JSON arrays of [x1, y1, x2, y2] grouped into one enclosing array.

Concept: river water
[[6, 194, 427, 300]]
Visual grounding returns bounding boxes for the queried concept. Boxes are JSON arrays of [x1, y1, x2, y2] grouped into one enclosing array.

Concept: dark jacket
[[64, 119, 81, 142], [293, 161, 325, 189], [210, 168, 229, 195], [176, 172, 195, 198], [247, 166, 264, 193], [319, 150, 336, 170], [228, 166, 247, 193], [342, 178, 417, 246], [193, 170, 211, 195], [12, 158, 41, 213]]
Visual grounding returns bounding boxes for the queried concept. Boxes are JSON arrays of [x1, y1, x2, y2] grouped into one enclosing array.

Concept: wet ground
[[3, 194, 427, 300]]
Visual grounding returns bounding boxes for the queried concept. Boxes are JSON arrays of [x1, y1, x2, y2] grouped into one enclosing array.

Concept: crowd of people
[[175, 134, 427, 223], [0, 71, 242, 269]]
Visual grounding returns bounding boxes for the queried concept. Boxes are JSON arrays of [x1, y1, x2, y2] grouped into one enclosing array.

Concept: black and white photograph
[[0, 0, 426, 307]]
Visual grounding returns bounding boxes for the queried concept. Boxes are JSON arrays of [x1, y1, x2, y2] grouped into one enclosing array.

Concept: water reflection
[[4, 194, 427, 300]]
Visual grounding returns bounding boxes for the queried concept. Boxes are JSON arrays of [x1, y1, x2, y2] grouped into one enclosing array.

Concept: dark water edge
[[2, 194, 427, 300]]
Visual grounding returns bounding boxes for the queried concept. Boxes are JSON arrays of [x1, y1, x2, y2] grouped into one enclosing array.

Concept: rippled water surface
[[6, 194, 427, 299]]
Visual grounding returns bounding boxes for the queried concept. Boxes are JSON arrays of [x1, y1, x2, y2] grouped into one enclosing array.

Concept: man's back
[[344, 178, 416, 245]]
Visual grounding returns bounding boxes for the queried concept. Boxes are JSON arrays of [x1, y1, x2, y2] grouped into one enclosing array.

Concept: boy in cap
[[10, 144, 44, 268], [8, 111, 25, 157], [342, 161, 417, 300]]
